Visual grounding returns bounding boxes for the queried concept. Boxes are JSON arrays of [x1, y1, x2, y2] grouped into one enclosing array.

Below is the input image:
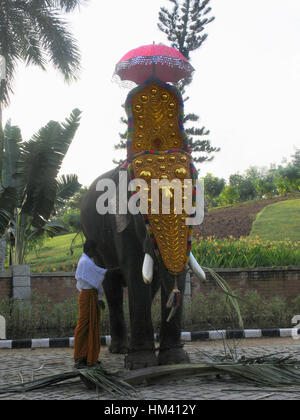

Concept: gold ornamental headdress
[[114, 43, 197, 321]]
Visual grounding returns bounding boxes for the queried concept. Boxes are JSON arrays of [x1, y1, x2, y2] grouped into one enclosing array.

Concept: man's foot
[[74, 358, 87, 369], [87, 361, 102, 368]]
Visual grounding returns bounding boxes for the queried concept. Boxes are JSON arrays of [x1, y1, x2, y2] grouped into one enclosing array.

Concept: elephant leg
[[157, 278, 190, 366], [122, 253, 158, 370], [103, 271, 128, 354]]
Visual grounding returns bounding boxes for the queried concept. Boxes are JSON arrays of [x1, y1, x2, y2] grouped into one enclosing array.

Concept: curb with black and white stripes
[[1, 328, 299, 349]]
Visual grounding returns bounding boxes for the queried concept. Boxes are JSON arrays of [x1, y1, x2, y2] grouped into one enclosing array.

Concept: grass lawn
[[24, 233, 85, 272], [250, 199, 300, 241]]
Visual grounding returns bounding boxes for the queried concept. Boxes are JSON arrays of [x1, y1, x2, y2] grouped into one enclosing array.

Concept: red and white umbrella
[[113, 43, 194, 86]]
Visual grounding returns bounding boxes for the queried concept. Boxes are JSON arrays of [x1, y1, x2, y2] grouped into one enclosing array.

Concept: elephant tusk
[[142, 253, 154, 284], [189, 252, 206, 282]]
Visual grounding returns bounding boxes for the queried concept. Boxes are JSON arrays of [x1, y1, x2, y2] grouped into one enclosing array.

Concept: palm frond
[[21, 109, 81, 227], [47, 0, 88, 13], [203, 266, 244, 329], [1, 121, 23, 189], [80, 365, 138, 397], [0, 365, 138, 397], [0, 1, 82, 105], [1, 356, 300, 396], [122, 357, 300, 388], [0, 371, 79, 394], [55, 174, 81, 208], [27, 219, 69, 243]]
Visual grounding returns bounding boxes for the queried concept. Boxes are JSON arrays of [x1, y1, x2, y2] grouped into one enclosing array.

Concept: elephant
[[80, 78, 208, 370], [80, 165, 206, 370]]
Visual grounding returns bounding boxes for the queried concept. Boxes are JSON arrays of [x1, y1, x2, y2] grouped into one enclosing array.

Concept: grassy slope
[[250, 199, 300, 241], [25, 233, 84, 271]]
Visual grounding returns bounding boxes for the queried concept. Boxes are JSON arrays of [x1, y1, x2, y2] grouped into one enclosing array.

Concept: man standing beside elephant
[[73, 240, 107, 369]]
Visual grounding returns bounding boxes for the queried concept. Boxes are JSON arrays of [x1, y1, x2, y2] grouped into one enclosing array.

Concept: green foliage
[[0, 0, 84, 105], [2, 290, 299, 339], [250, 199, 300, 241], [67, 186, 89, 211], [219, 185, 240, 206], [0, 109, 82, 265], [192, 236, 300, 268], [203, 149, 300, 208], [61, 209, 81, 233], [203, 173, 226, 206], [23, 231, 300, 274], [229, 174, 256, 202], [191, 290, 300, 330], [0, 292, 79, 339], [55, 174, 81, 213]]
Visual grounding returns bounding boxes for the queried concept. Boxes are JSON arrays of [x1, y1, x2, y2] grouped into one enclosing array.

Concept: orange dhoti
[[74, 289, 101, 366]]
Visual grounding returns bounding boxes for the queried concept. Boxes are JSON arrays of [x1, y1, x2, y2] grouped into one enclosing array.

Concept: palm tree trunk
[[0, 237, 6, 272], [0, 92, 5, 272]]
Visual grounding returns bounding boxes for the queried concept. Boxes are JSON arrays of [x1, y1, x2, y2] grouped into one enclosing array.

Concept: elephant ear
[[112, 175, 131, 233], [115, 213, 131, 233]]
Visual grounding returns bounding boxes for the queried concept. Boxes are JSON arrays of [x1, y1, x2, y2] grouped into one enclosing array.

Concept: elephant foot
[[124, 349, 158, 370], [158, 346, 190, 366], [109, 342, 128, 354]]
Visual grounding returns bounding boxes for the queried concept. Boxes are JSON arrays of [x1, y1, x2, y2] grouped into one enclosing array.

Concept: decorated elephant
[[80, 75, 207, 370]]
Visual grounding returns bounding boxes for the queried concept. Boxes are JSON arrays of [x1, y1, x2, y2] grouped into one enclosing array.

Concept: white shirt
[[75, 253, 107, 300]]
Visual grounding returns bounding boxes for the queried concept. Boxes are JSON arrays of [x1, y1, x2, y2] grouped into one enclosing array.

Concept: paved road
[[0, 338, 299, 400]]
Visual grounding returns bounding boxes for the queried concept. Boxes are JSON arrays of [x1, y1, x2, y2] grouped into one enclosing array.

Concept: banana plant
[[0, 109, 82, 266]]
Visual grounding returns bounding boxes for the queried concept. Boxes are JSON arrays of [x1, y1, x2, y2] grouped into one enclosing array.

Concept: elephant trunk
[[142, 253, 154, 284], [188, 252, 206, 282]]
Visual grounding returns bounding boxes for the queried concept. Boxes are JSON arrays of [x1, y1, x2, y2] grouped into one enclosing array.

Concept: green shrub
[[192, 236, 300, 268], [1, 291, 299, 339], [190, 290, 300, 331]]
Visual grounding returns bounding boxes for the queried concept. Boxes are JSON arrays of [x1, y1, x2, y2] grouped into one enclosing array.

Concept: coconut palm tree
[[0, 0, 87, 106], [0, 108, 82, 266]]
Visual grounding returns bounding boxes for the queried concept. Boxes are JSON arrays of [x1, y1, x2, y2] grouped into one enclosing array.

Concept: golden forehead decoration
[[130, 82, 184, 153]]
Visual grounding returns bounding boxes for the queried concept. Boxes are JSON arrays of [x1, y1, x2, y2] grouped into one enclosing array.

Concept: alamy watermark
[[95, 172, 205, 226]]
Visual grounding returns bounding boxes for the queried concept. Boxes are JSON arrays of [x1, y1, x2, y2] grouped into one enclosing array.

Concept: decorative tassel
[[166, 277, 181, 322]]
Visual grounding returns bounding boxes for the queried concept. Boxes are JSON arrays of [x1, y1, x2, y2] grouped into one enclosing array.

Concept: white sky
[[3, 0, 300, 186]]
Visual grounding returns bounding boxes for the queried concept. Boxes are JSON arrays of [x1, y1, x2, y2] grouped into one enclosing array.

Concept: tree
[[203, 173, 226, 206], [0, 109, 82, 266], [219, 185, 240, 206], [291, 148, 300, 167], [157, 0, 220, 165], [0, 0, 86, 106], [229, 173, 257, 202], [113, 0, 220, 166]]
